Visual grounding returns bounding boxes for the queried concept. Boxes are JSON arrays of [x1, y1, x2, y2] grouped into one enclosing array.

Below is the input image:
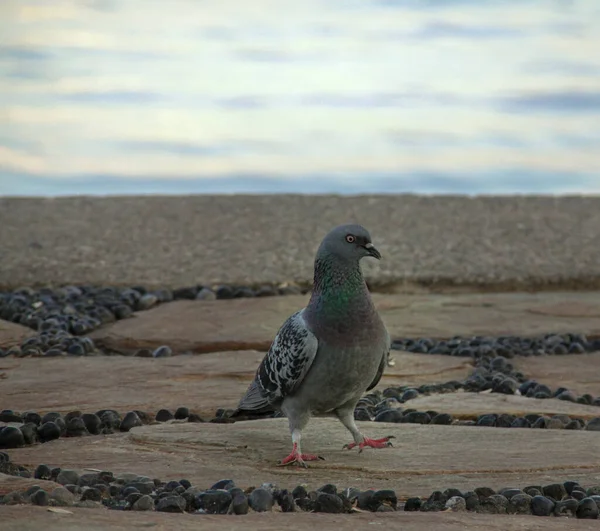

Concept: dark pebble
[[315, 492, 344, 513], [463, 492, 480, 511], [127, 482, 154, 495], [179, 479, 191, 490], [577, 497, 599, 519], [292, 485, 308, 500], [565, 420, 583, 430], [156, 495, 186, 513], [0, 412, 23, 423], [403, 411, 430, 424], [431, 413, 453, 425], [374, 409, 403, 423], [0, 426, 25, 449], [499, 488, 522, 500], [154, 409, 175, 422], [478, 494, 508, 514], [30, 489, 49, 506], [474, 487, 496, 499], [586, 418, 600, 431], [421, 491, 447, 512], [57, 469, 80, 485], [587, 486, 600, 496], [126, 492, 143, 506], [511, 417, 531, 428], [152, 345, 172, 358], [66, 417, 89, 437], [210, 479, 235, 491], [443, 488, 463, 499], [232, 493, 249, 515], [476, 414, 497, 427], [196, 490, 232, 514], [317, 483, 337, 495], [81, 413, 102, 435], [563, 480, 581, 495], [524, 486, 542, 496], [357, 490, 376, 511], [21, 411, 42, 426], [494, 377, 517, 395], [542, 483, 567, 501], [34, 464, 52, 480], [173, 287, 198, 300], [187, 413, 205, 423], [120, 411, 142, 432], [97, 410, 121, 431], [403, 497, 422, 511], [400, 388, 419, 402], [81, 487, 102, 502], [248, 487, 274, 512], [120, 486, 140, 498], [276, 489, 296, 512], [373, 489, 398, 510], [78, 473, 100, 487], [37, 422, 61, 443], [554, 498, 579, 517], [174, 407, 190, 420], [531, 495, 555, 516], [354, 408, 372, 421], [164, 480, 181, 492], [21, 423, 40, 444], [507, 493, 533, 514]]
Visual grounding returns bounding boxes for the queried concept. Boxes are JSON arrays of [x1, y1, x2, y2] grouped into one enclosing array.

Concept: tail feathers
[[230, 380, 275, 418]]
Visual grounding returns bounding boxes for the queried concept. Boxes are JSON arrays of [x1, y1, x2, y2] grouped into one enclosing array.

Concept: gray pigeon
[[233, 224, 392, 467]]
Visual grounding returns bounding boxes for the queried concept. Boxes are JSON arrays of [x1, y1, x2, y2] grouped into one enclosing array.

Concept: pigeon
[[233, 224, 392, 467]]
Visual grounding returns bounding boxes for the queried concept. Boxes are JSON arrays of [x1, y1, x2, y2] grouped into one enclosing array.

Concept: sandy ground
[[1, 194, 599, 290]]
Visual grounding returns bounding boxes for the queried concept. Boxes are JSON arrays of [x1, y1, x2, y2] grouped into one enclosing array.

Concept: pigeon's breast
[[294, 329, 388, 414]]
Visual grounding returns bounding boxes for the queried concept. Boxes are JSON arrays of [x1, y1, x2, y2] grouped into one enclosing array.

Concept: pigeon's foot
[[343, 435, 395, 453], [277, 443, 324, 468]]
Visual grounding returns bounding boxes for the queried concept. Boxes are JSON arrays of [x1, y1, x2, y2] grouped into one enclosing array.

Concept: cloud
[[59, 90, 165, 104], [496, 90, 600, 113], [409, 21, 525, 40], [521, 59, 600, 77], [215, 96, 269, 109], [0, 46, 52, 61], [118, 140, 234, 157]]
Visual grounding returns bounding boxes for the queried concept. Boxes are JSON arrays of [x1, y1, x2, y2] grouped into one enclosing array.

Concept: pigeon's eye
[[345, 234, 355, 243]]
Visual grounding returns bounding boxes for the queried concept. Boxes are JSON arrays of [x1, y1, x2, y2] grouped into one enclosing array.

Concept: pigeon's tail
[[230, 379, 275, 418]]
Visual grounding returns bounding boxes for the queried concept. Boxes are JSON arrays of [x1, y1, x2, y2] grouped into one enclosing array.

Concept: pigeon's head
[[317, 224, 381, 262]]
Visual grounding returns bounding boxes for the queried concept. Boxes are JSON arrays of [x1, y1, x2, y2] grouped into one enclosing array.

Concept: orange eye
[[345, 234, 355, 243]]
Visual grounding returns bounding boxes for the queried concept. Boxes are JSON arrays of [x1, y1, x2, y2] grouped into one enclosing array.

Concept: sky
[[1, 0, 599, 195]]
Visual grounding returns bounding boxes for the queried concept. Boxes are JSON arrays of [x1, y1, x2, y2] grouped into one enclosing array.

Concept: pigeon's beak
[[364, 242, 381, 260]]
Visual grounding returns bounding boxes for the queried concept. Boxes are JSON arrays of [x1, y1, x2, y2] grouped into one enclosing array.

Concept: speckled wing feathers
[[236, 310, 318, 412]]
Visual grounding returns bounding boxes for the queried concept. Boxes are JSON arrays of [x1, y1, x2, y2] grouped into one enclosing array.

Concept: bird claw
[[277, 452, 324, 468], [343, 435, 395, 452]]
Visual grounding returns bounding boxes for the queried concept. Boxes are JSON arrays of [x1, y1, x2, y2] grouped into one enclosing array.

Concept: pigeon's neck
[[307, 255, 371, 320]]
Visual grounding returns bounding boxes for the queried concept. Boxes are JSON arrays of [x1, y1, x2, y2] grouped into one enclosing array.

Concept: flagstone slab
[[89, 292, 600, 354], [0, 320, 34, 349], [0, 352, 472, 416]]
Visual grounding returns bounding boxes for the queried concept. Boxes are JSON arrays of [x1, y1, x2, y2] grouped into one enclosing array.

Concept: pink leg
[[278, 443, 324, 468], [344, 435, 395, 453]]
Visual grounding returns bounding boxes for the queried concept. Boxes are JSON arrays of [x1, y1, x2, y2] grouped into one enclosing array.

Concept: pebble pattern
[[1, 454, 599, 519], [0, 283, 305, 358], [392, 333, 600, 358]]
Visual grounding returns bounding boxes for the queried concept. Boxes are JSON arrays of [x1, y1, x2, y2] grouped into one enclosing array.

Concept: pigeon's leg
[[278, 404, 323, 467], [336, 406, 394, 452]]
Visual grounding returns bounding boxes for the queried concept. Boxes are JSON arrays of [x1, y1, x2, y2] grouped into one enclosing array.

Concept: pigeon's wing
[[236, 310, 318, 412], [366, 332, 391, 392]]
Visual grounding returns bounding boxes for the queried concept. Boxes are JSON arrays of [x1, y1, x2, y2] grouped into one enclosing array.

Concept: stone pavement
[[2, 290, 600, 528], [2, 195, 600, 290]]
